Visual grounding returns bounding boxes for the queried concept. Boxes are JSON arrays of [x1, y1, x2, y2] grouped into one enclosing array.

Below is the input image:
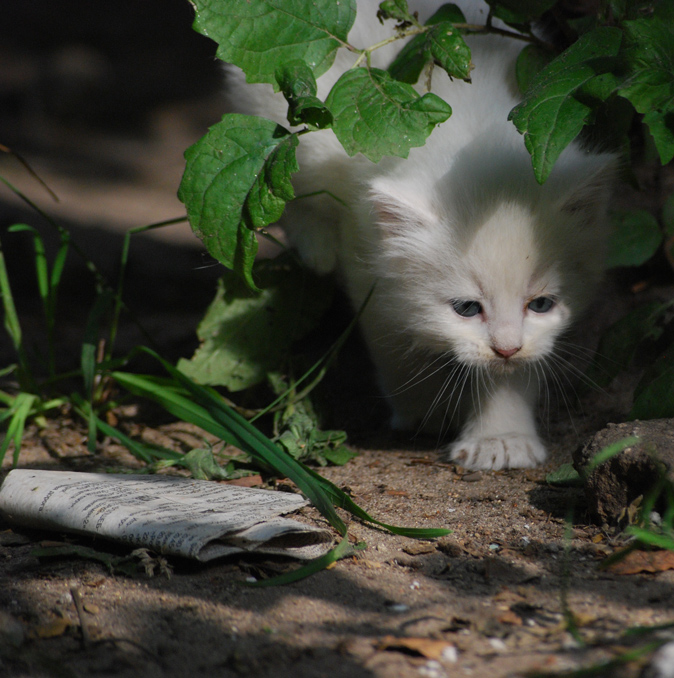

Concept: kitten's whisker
[[549, 350, 607, 396], [388, 351, 453, 396], [419, 360, 461, 433], [544, 358, 579, 435]]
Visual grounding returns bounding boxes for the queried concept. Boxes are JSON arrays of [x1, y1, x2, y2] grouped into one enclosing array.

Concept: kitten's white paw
[[447, 434, 546, 471]]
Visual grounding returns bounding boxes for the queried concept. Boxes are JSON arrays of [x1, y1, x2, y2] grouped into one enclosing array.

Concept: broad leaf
[[388, 5, 471, 84], [606, 209, 662, 268], [326, 67, 451, 162], [178, 115, 298, 289], [189, 0, 356, 85], [515, 44, 554, 94], [486, 0, 557, 25], [617, 3, 674, 164], [275, 60, 333, 129], [377, 0, 414, 24], [509, 27, 622, 183], [178, 256, 333, 391]]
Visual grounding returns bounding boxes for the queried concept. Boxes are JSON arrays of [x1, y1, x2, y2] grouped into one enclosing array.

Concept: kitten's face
[[375, 201, 576, 371]]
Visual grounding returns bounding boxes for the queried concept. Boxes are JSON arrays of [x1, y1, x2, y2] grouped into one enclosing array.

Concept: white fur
[[225, 0, 615, 470]]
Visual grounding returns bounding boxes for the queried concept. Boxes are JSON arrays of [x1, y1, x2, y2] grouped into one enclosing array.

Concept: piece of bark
[[572, 419, 674, 525]]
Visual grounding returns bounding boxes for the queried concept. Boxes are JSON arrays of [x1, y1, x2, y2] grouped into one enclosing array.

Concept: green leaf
[[606, 209, 662, 268], [617, 3, 674, 164], [178, 115, 299, 289], [273, 389, 352, 467], [179, 448, 238, 480], [178, 255, 333, 391], [388, 6, 471, 84], [326, 67, 451, 162], [546, 463, 583, 487], [584, 300, 668, 389], [515, 45, 555, 94], [486, 0, 557, 25], [189, 0, 356, 85], [509, 27, 623, 183], [275, 60, 333, 129], [377, 0, 414, 24], [630, 348, 674, 420]]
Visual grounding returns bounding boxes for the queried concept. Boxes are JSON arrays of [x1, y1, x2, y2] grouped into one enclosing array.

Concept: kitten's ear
[[368, 177, 440, 236], [557, 160, 616, 225]]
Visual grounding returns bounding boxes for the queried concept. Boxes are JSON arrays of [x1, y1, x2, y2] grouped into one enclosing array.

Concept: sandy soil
[[2, 3, 674, 677]]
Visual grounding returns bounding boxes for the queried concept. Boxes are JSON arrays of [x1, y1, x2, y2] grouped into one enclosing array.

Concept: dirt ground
[[2, 3, 674, 677]]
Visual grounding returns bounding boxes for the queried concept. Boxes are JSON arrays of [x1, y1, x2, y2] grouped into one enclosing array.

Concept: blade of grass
[[584, 436, 641, 475], [0, 235, 34, 392], [108, 217, 187, 358], [301, 464, 450, 539], [71, 392, 183, 464], [7, 223, 70, 376], [251, 286, 374, 423], [625, 526, 674, 550], [0, 143, 59, 202], [246, 535, 363, 587], [0, 392, 38, 466], [111, 368, 347, 535], [113, 348, 450, 539], [81, 290, 114, 453]]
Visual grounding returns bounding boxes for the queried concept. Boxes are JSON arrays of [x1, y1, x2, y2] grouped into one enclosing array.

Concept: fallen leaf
[[377, 635, 455, 660], [606, 549, 674, 575]]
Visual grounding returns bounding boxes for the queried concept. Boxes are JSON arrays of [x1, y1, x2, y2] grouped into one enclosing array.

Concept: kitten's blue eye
[[451, 300, 482, 317], [528, 296, 555, 313]]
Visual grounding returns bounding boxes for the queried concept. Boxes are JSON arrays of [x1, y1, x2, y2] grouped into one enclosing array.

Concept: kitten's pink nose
[[492, 346, 521, 359]]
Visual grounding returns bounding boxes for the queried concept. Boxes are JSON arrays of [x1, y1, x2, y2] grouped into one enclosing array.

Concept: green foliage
[[325, 67, 451, 162], [177, 255, 333, 391], [178, 115, 299, 290], [188, 0, 357, 85], [585, 300, 668, 390], [606, 210, 662, 268], [270, 374, 356, 467], [617, 3, 674, 164], [276, 61, 333, 129], [486, 0, 557, 25], [387, 5, 471, 84], [180, 0, 674, 284], [509, 27, 622, 184]]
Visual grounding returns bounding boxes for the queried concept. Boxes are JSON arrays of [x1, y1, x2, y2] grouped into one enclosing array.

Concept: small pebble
[[418, 659, 447, 678], [386, 603, 409, 613]]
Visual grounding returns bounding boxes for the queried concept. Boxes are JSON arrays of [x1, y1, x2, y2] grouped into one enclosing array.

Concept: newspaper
[[0, 470, 333, 561]]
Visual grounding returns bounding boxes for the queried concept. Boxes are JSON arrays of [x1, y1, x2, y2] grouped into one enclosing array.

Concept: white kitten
[[225, 0, 615, 470]]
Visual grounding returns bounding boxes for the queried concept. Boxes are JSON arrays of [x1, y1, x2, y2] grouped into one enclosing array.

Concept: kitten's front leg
[[447, 376, 547, 471]]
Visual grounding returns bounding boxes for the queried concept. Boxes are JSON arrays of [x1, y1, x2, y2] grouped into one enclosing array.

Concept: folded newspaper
[[0, 470, 333, 561]]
